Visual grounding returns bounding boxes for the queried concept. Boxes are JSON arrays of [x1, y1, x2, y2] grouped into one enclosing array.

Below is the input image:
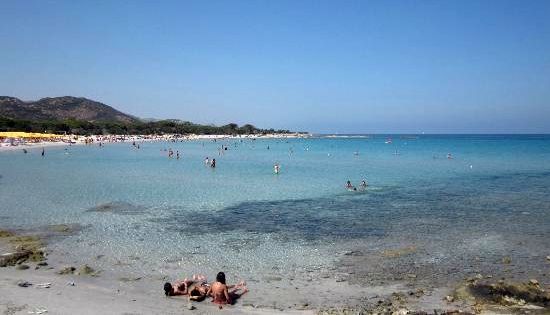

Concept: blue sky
[[1, 0, 549, 133]]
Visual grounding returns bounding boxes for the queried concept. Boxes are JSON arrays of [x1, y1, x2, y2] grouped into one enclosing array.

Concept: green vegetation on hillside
[[0, 117, 292, 135]]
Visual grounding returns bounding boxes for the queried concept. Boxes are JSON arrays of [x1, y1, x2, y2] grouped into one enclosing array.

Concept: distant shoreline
[[0, 132, 311, 152]]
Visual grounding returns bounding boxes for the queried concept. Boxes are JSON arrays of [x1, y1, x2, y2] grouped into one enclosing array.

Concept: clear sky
[[1, 0, 549, 133]]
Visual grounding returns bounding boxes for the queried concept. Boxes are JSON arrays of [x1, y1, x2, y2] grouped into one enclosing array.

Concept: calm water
[[1, 135, 550, 287]]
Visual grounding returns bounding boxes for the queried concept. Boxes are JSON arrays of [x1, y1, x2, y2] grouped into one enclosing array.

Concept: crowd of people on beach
[[164, 272, 248, 308]]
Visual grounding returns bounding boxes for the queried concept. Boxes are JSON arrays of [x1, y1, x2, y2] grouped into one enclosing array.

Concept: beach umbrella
[[0, 132, 61, 139]]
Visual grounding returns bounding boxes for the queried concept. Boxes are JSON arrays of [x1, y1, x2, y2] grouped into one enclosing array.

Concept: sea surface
[[1, 135, 550, 297]]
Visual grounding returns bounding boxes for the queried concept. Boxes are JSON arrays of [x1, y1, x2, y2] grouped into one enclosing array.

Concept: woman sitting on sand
[[206, 272, 247, 306], [163, 274, 208, 297]]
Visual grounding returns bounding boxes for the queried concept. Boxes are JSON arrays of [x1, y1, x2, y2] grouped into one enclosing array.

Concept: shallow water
[[1, 135, 550, 303]]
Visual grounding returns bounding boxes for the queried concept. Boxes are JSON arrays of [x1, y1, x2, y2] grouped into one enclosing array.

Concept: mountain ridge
[[0, 96, 138, 123], [0, 95, 295, 135]]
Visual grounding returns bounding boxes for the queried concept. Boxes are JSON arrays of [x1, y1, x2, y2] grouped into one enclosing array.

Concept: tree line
[[0, 117, 292, 136]]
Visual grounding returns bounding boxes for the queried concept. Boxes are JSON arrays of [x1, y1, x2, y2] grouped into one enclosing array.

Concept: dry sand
[[0, 266, 316, 315]]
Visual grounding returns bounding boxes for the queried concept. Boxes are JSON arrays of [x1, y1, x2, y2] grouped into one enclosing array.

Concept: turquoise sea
[[1, 135, 550, 291]]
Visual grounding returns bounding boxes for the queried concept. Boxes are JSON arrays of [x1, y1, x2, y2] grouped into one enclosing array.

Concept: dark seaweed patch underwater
[[154, 170, 550, 243]]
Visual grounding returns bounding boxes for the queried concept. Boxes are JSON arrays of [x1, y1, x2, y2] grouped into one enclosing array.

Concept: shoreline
[[0, 132, 310, 152], [2, 227, 548, 314], [0, 141, 75, 152]]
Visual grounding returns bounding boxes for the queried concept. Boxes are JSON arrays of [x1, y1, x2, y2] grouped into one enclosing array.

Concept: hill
[[0, 96, 138, 123], [0, 96, 293, 135]]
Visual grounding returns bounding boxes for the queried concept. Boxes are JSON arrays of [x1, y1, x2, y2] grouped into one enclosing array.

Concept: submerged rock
[[57, 266, 76, 275], [15, 264, 30, 270], [501, 295, 526, 306], [118, 277, 142, 282], [86, 201, 147, 215], [455, 280, 550, 307], [343, 250, 363, 256], [382, 246, 417, 258], [7, 235, 45, 262], [78, 264, 97, 276], [263, 276, 283, 282], [1, 251, 28, 267], [48, 224, 73, 233], [0, 230, 46, 266], [0, 230, 15, 238]]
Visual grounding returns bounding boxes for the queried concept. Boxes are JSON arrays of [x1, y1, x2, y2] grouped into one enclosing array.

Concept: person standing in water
[[274, 163, 280, 174], [360, 180, 368, 190], [205, 157, 210, 165], [41, 148, 45, 157], [211, 158, 216, 168]]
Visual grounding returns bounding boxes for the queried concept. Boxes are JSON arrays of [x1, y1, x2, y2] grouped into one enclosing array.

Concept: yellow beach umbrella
[[0, 132, 61, 138]]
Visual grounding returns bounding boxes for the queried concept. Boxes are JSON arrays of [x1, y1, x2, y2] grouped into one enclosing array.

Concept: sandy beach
[[0, 266, 316, 315], [2, 254, 548, 315], [2, 224, 549, 315]]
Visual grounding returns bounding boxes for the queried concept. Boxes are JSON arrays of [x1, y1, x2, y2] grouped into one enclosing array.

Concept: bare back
[[209, 281, 230, 304]]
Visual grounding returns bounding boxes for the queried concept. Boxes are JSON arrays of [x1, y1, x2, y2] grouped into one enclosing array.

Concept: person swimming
[[346, 180, 357, 191], [360, 180, 368, 190]]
